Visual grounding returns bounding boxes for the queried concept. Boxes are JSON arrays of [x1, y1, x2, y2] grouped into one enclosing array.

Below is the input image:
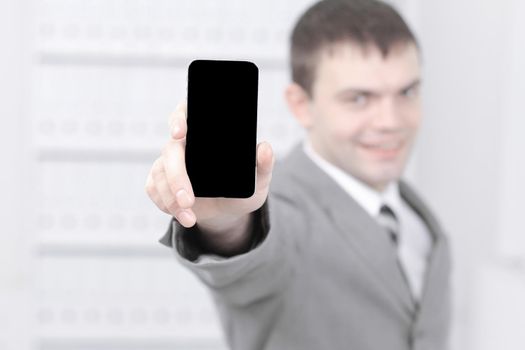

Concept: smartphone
[[185, 59, 259, 198]]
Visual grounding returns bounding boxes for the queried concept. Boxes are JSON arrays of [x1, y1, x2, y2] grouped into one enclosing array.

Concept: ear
[[284, 83, 314, 129]]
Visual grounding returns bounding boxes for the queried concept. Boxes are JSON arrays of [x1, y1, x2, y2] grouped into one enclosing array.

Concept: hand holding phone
[[145, 60, 274, 254]]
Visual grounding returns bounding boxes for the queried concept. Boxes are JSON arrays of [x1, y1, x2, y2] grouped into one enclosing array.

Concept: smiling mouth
[[361, 141, 402, 150], [359, 141, 404, 159]]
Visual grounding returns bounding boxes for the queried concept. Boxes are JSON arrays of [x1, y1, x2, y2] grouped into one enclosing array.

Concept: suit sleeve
[[159, 194, 302, 306]]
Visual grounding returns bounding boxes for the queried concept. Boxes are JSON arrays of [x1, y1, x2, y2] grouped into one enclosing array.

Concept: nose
[[372, 97, 401, 131]]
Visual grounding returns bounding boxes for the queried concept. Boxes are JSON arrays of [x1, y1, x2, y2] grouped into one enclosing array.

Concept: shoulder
[[268, 143, 320, 207]]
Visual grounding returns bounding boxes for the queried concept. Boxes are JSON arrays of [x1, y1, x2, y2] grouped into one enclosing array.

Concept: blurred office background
[[0, 0, 523, 349]]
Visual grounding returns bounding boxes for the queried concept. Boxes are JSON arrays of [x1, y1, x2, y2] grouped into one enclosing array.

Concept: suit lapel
[[399, 182, 450, 322], [282, 144, 416, 316], [326, 187, 417, 316]]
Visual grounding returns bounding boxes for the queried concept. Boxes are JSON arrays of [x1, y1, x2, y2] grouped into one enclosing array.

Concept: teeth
[[377, 142, 399, 150], [364, 142, 401, 150]]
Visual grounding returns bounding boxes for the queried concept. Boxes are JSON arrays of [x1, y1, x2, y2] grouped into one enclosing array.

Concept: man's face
[[304, 42, 422, 191]]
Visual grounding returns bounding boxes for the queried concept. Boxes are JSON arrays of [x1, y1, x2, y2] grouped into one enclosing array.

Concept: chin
[[365, 165, 404, 187]]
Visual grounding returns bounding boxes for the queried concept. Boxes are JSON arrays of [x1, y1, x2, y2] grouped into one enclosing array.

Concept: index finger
[[168, 100, 187, 140], [162, 137, 195, 206]]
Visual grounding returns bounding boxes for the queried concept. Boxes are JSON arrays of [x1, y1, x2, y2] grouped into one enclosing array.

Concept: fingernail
[[172, 124, 180, 137], [176, 189, 192, 208], [179, 210, 193, 224]]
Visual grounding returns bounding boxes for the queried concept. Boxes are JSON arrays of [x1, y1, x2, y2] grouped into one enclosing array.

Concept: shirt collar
[[303, 139, 402, 217]]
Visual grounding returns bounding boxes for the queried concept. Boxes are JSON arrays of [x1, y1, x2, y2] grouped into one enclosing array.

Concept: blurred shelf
[[35, 148, 159, 163], [38, 337, 227, 350], [37, 51, 287, 70], [37, 233, 170, 257]]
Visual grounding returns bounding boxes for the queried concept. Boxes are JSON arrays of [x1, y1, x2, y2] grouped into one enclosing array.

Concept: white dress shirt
[[303, 140, 432, 301]]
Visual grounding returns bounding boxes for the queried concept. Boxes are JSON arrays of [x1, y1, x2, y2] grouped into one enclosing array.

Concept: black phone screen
[[185, 59, 258, 198]]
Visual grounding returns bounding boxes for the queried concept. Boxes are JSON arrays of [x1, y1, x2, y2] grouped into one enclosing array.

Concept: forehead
[[312, 42, 421, 94]]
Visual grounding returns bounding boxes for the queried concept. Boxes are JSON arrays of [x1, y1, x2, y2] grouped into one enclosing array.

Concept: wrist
[[196, 214, 253, 256], [197, 214, 250, 236]]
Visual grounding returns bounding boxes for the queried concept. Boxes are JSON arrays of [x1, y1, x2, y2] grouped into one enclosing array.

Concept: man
[[145, 0, 451, 349]]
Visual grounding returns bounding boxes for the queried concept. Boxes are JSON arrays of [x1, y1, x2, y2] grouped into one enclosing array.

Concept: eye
[[345, 93, 369, 107], [401, 85, 419, 98]]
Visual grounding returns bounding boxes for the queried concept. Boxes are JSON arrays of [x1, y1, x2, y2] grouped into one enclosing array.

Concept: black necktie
[[377, 204, 399, 245]]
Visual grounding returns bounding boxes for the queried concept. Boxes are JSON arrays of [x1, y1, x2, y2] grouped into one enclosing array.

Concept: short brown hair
[[290, 0, 419, 95]]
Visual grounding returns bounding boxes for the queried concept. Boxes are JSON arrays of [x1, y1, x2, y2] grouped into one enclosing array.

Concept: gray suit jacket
[[160, 143, 451, 350]]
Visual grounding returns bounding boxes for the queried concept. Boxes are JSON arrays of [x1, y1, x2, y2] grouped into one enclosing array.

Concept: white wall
[[0, 0, 34, 349], [416, 0, 525, 348]]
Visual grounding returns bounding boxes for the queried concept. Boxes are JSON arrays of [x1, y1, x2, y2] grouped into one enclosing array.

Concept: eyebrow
[[335, 78, 421, 98], [399, 79, 421, 93]]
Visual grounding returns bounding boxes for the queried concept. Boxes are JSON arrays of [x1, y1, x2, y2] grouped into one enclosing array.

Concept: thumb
[[255, 141, 274, 193]]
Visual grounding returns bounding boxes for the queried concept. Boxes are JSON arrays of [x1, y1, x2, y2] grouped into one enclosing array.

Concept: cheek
[[405, 104, 422, 129], [311, 102, 370, 143], [328, 125, 363, 148], [327, 112, 369, 141], [405, 117, 421, 142]]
